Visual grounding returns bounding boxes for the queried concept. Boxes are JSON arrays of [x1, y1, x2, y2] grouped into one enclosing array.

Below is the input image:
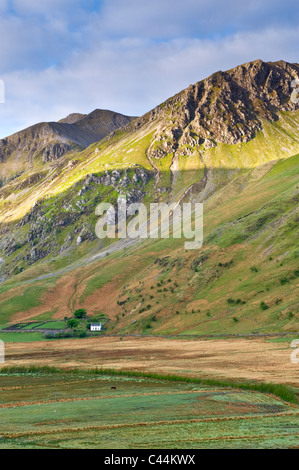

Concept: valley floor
[[0, 371, 298, 449], [3, 335, 299, 387]]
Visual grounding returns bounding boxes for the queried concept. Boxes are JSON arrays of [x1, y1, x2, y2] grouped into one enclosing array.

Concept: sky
[[0, 0, 299, 138]]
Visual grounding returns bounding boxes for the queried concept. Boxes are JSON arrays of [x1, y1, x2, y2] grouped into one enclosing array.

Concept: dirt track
[[3, 336, 299, 387]]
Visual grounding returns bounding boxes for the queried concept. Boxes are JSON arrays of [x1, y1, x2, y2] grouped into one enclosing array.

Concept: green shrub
[[77, 329, 87, 338], [67, 319, 80, 328], [13, 267, 24, 275], [227, 298, 246, 305], [74, 308, 87, 319]]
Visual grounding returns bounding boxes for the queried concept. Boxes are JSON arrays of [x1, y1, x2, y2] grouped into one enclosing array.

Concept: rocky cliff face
[[0, 164, 153, 275], [144, 60, 299, 160]]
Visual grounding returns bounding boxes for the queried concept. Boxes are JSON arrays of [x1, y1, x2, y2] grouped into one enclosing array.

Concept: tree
[[67, 318, 80, 329], [74, 308, 87, 319]]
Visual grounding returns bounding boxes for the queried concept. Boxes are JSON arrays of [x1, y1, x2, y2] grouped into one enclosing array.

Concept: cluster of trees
[[44, 309, 105, 339], [66, 309, 88, 337]]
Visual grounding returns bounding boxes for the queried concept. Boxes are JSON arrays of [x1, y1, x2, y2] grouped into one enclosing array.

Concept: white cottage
[[90, 323, 102, 331]]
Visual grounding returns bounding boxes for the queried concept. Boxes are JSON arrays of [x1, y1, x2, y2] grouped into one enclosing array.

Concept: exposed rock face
[[78, 167, 149, 193], [42, 142, 75, 162], [0, 165, 152, 275], [145, 60, 299, 160]]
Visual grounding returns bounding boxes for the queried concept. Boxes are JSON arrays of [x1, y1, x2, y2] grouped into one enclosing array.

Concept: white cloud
[[0, 1, 298, 138], [95, 0, 299, 38], [0, 25, 298, 138]]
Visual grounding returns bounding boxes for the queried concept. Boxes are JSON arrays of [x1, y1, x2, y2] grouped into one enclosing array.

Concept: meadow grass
[[0, 332, 46, 342], [0, 283, 54, 326], [1, 365, 297, 404]]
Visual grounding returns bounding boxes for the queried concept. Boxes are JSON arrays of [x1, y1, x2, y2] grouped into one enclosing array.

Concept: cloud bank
[[0, 0, 298, 137]]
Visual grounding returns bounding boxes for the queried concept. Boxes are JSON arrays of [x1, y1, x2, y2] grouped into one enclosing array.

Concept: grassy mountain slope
[[0, 59, 298, 334], [0, 152, 297, 334]]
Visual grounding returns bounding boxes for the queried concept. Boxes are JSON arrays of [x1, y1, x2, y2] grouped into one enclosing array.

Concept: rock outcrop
[[145, 60, 299, 161]]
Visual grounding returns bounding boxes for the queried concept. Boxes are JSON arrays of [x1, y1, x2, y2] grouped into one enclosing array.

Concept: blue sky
[[0, 0, 299, 138]]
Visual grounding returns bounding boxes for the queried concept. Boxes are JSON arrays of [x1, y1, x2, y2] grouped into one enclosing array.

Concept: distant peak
[[58, 113, 86, 124]]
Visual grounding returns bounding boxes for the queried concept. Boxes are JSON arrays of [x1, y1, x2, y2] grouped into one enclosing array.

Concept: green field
[[0, 371, 298, 449], [0, 332, 46, 342]]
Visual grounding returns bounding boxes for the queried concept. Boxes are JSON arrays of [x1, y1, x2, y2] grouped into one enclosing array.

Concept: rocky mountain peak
[[146, 60, 299, 160]]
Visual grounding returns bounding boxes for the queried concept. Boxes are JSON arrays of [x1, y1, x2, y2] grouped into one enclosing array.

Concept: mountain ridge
[[132, 59, 299, 149], [0, 109, 137, 181], [0, 59, 298, 335]]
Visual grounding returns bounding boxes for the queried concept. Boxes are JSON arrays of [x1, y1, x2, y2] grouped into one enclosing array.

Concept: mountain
[[0, 59, 298, 335], [0, 109, 136, 182], [58, 113, 86, 124]]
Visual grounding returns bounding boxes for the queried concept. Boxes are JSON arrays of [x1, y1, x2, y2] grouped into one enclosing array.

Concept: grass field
[[0, 332, 46, 342], [2, 335, 299, 387], [0, 371, 298, 449]]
